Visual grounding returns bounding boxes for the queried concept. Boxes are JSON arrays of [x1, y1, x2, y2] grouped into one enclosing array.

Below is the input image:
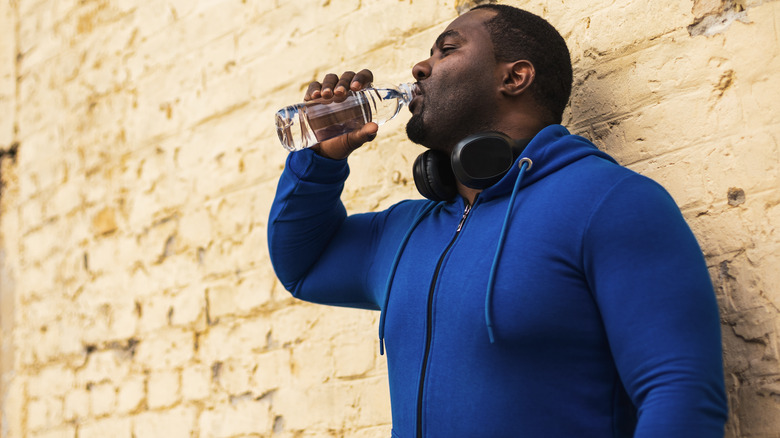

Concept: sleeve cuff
[[287, 148, 350, 184]]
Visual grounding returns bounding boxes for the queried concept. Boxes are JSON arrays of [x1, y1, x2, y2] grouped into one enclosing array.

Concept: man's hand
[[304, 69, 379, 160]]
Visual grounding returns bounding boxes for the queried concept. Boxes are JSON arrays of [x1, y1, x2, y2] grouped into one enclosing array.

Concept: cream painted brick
[[24, 294, 68, 326], [207, 270, 272, 320], [216, 226, 270, 275], [138, 285, 207, 332], [353, 376, 392, 427], [137, 292, 174, 333], [349, 425, 393, 438], [147, 369, 180, 409], [251, 349, 294, 397], [732, 382, 780, 436], [689, 206, 756, 258], [217, 360, 254, 397], [78, 416, 132, 438], [199, 396, 272, 438], [19, 198, 44, 233], [198, 317, 271, 363], [170, 284, 207, 328], [332, 332, 377, 379], [125, 0, 246, 78], [143, 256, 203, 296], [116, 374, 146, 414], [89, 382, 117, 417], [28, 364, 75, 398], [25, 318, 84, 365], [139, 209, 179, 254], [181, 363, 212, 401], [0, 10, 13, 148], [715, 251, 775, 313], [628, 133, 778, 211], [178, 208, 214, 250], [289, 341, 335, 388], [2, 374, 25, 437], [83, 237, 135, 276], [269, 305, 322, 348], [134, 328, 195, 370], [30, 426, 76, 438], [27, 396, 63, 432], [182, 69, 252, 130], [77, 296, 138, 345], [273, 382, 354, 432], [63, 388, 89, 422], [20, 224, 61, 264], [132, 406, 197, 438]]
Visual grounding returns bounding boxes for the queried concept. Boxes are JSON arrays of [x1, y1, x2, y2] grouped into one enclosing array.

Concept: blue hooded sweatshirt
[[267, 125, 728, 437]]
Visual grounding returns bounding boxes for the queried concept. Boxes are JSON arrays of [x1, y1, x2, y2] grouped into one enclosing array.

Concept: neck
[[458, 182, 481, 206], [453, 117, 549, 205]]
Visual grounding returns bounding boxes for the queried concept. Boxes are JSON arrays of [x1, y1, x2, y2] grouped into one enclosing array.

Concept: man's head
[[406, 5, 572, 152], [473, 4, 572, 125]]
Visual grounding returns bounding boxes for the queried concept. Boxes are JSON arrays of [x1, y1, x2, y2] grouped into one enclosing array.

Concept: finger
[[350, 69, 374, 91], [313, 122, 379, 160], [339, 122, 379, 156], [305, 81, 322, 101], [334, 71, 356, 97], [320, 73, 340, 99], [348, 122, 379, 147]]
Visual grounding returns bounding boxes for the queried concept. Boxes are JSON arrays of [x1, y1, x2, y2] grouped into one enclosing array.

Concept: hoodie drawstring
[[379, 157, 532, 353], [379, 201, 438, 355], [485, 157, 533, 343]]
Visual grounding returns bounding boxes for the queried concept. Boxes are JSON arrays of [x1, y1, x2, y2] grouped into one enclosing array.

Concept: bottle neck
[[397, 82, 419, 105]]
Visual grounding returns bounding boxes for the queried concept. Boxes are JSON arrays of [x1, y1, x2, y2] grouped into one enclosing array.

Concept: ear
[[499, 60, 535, 97]]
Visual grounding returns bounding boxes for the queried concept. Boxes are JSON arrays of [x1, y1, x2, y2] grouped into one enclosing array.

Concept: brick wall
[[0, 0, 778, 437]]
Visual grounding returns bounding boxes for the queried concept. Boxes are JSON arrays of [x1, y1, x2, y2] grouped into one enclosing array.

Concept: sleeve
[[583, 173, 728, 437], [267, 148, 381, 310]]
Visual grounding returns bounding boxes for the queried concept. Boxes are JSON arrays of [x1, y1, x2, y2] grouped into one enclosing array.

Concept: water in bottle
[[275, 83, 419, 151]]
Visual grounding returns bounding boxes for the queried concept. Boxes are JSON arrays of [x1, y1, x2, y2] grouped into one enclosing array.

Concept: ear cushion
[[413, 150, 458, 202], [451, 131, 515, 189]]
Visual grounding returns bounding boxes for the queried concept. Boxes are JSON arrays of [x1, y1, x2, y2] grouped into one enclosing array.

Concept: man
[[268, 5, 728, 437]]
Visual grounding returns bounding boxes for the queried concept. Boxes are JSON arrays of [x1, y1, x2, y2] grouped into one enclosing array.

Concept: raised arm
[[268, 70, 385, 310]]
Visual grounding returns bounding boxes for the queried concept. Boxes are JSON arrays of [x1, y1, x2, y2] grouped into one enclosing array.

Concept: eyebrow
[[430, 29, 464, 56]]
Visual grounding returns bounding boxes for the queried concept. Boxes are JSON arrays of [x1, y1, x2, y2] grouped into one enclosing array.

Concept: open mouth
[[409, 95, 423, 113]]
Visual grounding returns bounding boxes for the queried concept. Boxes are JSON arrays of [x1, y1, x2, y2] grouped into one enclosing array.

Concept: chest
[[383, 193, 606, 349]]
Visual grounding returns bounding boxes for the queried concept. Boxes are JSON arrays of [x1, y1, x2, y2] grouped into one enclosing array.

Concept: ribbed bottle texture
[[275, 83, 418, 151]]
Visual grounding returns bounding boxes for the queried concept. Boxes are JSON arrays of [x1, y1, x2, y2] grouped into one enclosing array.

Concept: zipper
[[416, 202, 472, 438]]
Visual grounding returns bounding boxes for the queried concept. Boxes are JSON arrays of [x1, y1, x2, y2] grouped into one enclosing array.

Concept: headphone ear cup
[[413, 150, 458, 202], [451, 131, 516, 189]]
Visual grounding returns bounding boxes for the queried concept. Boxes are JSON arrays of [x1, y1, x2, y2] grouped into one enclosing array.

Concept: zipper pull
[[456, 203, 472, 233]]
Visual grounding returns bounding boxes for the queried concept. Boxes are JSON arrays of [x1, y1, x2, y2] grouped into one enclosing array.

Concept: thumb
[[312, 122, 380, 160], [347, 122, 379, 147]]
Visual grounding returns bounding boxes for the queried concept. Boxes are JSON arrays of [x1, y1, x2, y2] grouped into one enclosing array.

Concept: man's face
[[406, 9, 501, 152]]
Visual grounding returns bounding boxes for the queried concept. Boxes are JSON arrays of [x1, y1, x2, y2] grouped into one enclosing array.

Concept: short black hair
[[473, 4, 573, 124]]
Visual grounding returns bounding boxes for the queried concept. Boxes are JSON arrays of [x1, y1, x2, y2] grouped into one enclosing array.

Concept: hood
[[479, 124, 618, 202]]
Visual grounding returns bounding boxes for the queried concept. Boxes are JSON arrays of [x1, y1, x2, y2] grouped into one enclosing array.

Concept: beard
[[406, 112, 427, 145], [404, 82, 496, 153]]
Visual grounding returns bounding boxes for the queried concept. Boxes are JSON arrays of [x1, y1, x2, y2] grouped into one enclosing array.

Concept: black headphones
[[413, 131, 531, 202]]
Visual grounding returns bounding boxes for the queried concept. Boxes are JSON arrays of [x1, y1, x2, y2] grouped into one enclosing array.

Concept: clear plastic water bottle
[[274, 83, 419, 151]]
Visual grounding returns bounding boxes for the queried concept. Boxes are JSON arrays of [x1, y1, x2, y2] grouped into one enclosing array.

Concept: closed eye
[[438, 45, 457, 58]]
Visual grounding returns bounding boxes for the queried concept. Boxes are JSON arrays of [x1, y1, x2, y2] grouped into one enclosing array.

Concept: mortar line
[[619, 121, 780, 169]]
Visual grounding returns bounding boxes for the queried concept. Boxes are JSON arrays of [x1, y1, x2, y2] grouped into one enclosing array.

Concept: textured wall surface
[[0, 0, 778, 437]]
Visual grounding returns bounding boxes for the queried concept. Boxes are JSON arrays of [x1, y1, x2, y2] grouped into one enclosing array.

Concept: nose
[[412, 58, 432, 81]]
